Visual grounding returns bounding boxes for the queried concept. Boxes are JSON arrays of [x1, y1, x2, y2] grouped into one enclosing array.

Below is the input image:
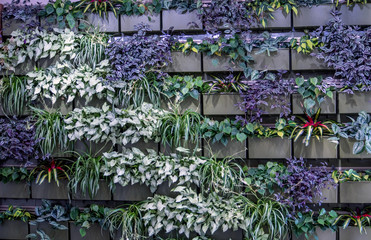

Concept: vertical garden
[[0, 0, 370, 239]]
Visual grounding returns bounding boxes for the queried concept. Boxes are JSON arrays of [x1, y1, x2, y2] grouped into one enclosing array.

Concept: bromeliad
[[333, 207, 371, 234], [290, 108, 334, 146], [30, 160, 70, 187]]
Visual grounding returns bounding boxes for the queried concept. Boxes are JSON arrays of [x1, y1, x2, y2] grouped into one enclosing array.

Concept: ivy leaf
[[353, 141, 364, 154], [66, 13, 76, 29], [236, 133, 247, 142]]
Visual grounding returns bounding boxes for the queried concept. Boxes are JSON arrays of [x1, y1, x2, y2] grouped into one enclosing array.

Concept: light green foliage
[[101, 147, 206, 193], [161, 75, 205, 102], [0, 75, 29, 116], [26, 60, 112, 105], [64, 103, 166, 145]]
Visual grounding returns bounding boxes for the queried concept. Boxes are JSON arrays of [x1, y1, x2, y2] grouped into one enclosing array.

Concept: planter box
[[121, 13, 160, 32], [33, 97, 73, 115], [339, 138, 370, 159], [14, 60, 37, 75], [293, 5, 334, 28], [210, 228, 243, 240], [71, 180, 111, 200], [161, 96, 201, 114], [30, 222, 69, 240], [248, 137, 291, 159], [156, 181, 197, 198], [112, 183, 153, 201], [340, 3, 371, 26], [69, 223, 109, 240], [340, 182, 371, 203], [31, 180, 69, 199], [291, 50, 329, 70], [165, 52, 202, 72], [292, 93, 336, 114], [203, 49, 290, 72], [0, 182, 30, 198], [162, 10, 202, 31], [0, 220, 29, 239], [293, 228, 336, 240], [315, 185, 338, 204], [38, 56, 59, 69], [203, 139, 246, 159], [340, 227, 370, 240], [87, 12, 119, 32], [160, 140, 201, 156], [251, 11, 291, 29], [74, 140, 114, 157], [2, 17, 38, 36], [203, 93, 244, 115], [293, 137, 337, 159], [338, 91, 371, 114], [74, 96, 107, 109], [118, 140, 159, 153]]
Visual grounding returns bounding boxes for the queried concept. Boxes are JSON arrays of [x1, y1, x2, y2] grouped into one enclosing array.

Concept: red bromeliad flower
[[301, 113, 328, 129]]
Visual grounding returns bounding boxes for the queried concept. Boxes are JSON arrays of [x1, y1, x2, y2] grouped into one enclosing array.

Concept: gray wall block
[[121, 14, 160, 32], [204, 139, 246, 159], [248, 137, 291, 159], [0, 182, 30, 198], [87, 12, 119, 32], [292, 93, 336, 114], [338, 92, 371, 114], [291, 50, 330, 70], [294, 137, 337, 159], [0, 220, 29, 239], [113, 183, 153, 201], [162, 10, 202, 31], [31, 180, 69, 199], [293, 5, 334, 28], [165, 52, 202, 72], [340, 182, 371, 203], [203, 94, 244, 115]]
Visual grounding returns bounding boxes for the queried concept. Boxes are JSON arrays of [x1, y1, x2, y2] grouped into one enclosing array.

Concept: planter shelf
[[293, 228, 336, 240], [291, 50, 330, 71], [339, 3, 371, 26], [293, 5, 334, 28], [71, 180, 111, 201], [87, 12, 119, 33], [165, 52, 202, 73], [292, 93, 336, 114], [112, 183, 153, 201], [31, 180, 69, 200], [203, 49, 290, 72], [339, 138, 370, 159], [161, 96, 201, 114], [248, 137, 291, 159], [162, 10, 202, 31], [340, 181, 371, 203], [30, 222, 69, 240], [338, 91, 371, 114], [203, 93, 243, 115], [293, 137, 337, 159], [203, 139, 246, 159], [339, 227, 370, 240], [0, 182, 30, 198], [69, 223, 110, 240], [0, 220, 29, 239], [121, 13, 160, 32]]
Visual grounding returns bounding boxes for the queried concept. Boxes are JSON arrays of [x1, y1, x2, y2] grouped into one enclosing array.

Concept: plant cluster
[[0, 206, 32, 223], [30, 159, 70, 187], [274, 157, 335, 214], [0, 28, 78, 72], [64, 103, 166, 145], [0, 75, 29, 116], [30, 200, 70, 231], [161, 75, 206, 102], [332, 169, 371, 183], [331, 111, 371, 155], [105, 24, 172, 82], [0, 167, 29, 183], [311, 11, 371, 91], [101, 147, 205, 193], [0, 118, 41, 163], [2, 0, 41, 26], [333, 207, 371, 233], [70, 204, 109, 237], [26, 60, 112, 105]]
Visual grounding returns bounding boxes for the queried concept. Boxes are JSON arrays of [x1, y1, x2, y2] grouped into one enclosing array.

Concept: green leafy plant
[[69, 153, 105, 199], [198, 157, 244, 195], [74, 30, 108, 69], [30, 200, 70, 230], [0, 75, 29, 116], [75, 0, 119, 18], [70, 205, 110, 237], [31, 107, 69, 156], [289, 108, 333, 146], [0, 206, 32, 223], [330, 111, 371, 155], [39, 0, 85, 29], [295, 76, 335, 115], [161, 75, 206, 102], [102, 147, 205, 193], [30, 160, 70, 187], [207, 73, 247, 93], [105, 204, 145, 240], [332, 169, 371, 183], [0, 167, 29, 183], [333, 207, 371, 234], [290, 32, 320, 54], [159, 107, 203, 151]]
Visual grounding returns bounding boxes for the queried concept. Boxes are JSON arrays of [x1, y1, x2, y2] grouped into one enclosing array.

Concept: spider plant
[[75, 0, 119, 18], [238, 195, 290, 240], [159, 107, 203, 151], [74, 30, 109, 69], [289, 108, 333, 146], [207, 72, 247, 93], [0, 75, 29, 116], [69, 153, 105, 199], [333, 207, 371, 234], [198, 157, 244, 195], [29, 159, 70, 187], [31, 107, 69, 156], [105, 204, 145, 240]]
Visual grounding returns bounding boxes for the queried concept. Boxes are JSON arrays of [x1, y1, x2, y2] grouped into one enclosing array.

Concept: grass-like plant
[[69, 153, 105, 199], [31, 107, 69, 156], [30, 159, 70, 187], [74, 30, 108, 69], [0, 75, 29, 116], [198, 157, 244, 195], [105, 204, 145, 240]]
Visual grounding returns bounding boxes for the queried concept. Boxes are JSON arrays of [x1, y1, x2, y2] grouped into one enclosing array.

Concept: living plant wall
[[0, 0, 370, 240]]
